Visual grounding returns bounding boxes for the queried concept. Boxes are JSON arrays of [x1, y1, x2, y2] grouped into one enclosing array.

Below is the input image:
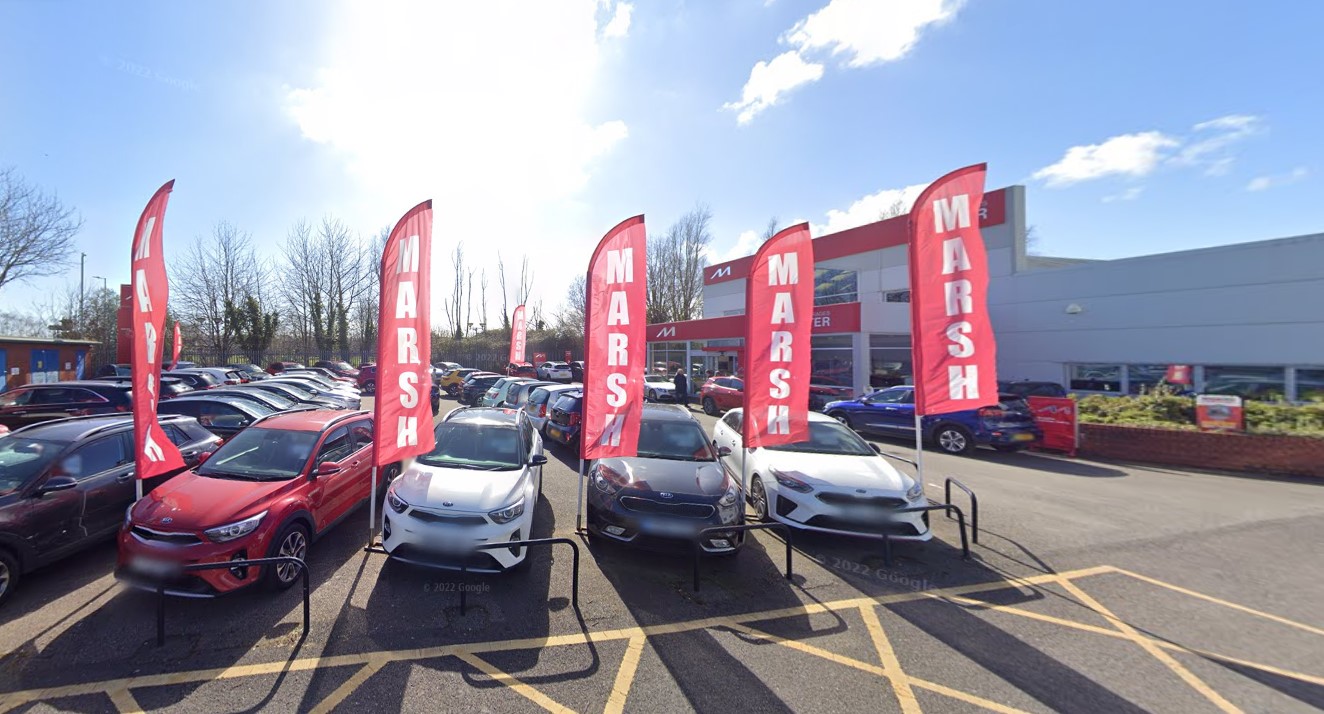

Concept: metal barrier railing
[[944, 477, 979, 543], [879, 452, 918, 470], [692, 523, 793, 593], [878, 504, 969, 567], [153, 556, 310, 647], [459, 538, 581, 615]]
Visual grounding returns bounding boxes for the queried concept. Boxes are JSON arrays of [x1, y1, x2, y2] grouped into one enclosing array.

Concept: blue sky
[[1, 0, 1320, 323]]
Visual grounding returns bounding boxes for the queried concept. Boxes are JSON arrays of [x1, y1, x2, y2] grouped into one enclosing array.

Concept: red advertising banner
[[374, 200, 435, 466], [130, 181, 185, 482], [1196, 394, 1243, 431], [582, 216, 647, 459], [1027, 396, 1077, 456], [509, 304, 527, 364], [564, 350, 572, 362], [534, 352, 547, 365], [171, 321, 181, 368], [1165, 364, 1192, 385], [743, 223, 815, 447], [908, 164, 998, 416]]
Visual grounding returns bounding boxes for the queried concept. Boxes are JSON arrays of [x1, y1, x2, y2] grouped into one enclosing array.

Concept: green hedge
[[1076, 388, 1324, 437]]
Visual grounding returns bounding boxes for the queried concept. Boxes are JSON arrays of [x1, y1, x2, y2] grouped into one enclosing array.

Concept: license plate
[[421, 530, 474, 555], [1012, 433, 1035, 442], [640, 519, 696, 538], [840, 506, 887, 523], [548, 426, 562, 439], [129, 555, 182, 579]]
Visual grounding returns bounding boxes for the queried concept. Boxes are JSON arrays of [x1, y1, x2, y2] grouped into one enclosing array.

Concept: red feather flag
[[581, 216, 647, 459]]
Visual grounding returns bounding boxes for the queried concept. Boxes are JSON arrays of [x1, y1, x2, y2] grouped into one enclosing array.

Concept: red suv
[[117, 410, 398, 596], [357, 363, 377, 393], [699, 376, 744, 415], [505, 362, 537, 378]]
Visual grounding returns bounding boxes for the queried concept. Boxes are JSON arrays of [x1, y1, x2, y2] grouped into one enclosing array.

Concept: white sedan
[[711, 409, 931, 541], [382, 407, 547, 572], [643, 374, 677, 402]]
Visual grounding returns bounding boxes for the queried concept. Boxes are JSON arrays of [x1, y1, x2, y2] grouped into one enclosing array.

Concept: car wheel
[[828, 410, 853, 429], [702, 397, 719, 416], [647, 389, 657, 402], [934, 424, 974, 455], [749, 476, 770, 523], [0, 549, 19, 607], [363, 380, 376, 395], [378, 462, 401, 497], [263, 521, 310, 591]]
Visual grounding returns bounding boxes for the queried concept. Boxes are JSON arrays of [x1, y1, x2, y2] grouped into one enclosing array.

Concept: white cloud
[[709, 229, 762, 264], [724, 0, 964, 124], [1101, 186, 1144, 203], [786, 0, 962, 68], [1246, 166, 1308, 192], [722, 51, 824, 125], [601, 1, 632, 38], [1032, 131, 1179, 187], [812, 183, 927, 236], [284, 1, 627, 325], [1173, 114, 1263, 176]]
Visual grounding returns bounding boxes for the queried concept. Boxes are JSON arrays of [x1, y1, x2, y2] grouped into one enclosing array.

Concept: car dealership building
[[645, 185, 1324, 402]]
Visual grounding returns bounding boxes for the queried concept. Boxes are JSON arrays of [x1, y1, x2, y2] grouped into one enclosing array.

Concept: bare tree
[[0, 167, 82, 295], [760, 216, 780, 242], [497, 254, 510, 330], [172, 221, 262, 361], [479, 268, 489, 333], [518, 256, 534, 309], [646, 203, 713, 324], [441, 243, 468, 340], [556, 274, 587, 336], [878, 198, 909, 220]]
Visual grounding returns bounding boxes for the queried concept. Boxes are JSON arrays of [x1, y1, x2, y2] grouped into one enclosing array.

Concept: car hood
[[132, 471, 296, 531], [596, 457, 727, 498], [391, 464, 527, 511], [759, 450, 913, 494], [646, 381, 676, 390]]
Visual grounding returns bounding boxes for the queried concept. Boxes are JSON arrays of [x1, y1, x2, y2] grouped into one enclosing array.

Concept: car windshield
[[238, 390, 296, 409], [768, 422, 876, 456], [645, 375, 669, 383], [0, 437, 66, 495], [416, 422, 523, 470], [329, 362, 352, 371], [198, 427, 319, 480], [273, 381, 317, 398], [636, 420, 714, 461]]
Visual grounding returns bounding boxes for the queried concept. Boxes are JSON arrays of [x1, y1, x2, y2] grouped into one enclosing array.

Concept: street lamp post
[[91, 275, 109, 291]]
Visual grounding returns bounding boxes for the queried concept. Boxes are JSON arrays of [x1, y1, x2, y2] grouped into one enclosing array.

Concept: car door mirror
[[870, 443, 882, 454], [37, 475, 77, 496], [530, 454, 548, 466], [315, 461, 343, 476], [717, 446, 732, 457]]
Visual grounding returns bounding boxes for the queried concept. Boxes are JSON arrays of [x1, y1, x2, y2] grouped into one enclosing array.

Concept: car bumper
[[763, 490, 933, 542], [980, 427, 1042, 448], [115, 525, 275, 596], [543, 422, 580, 445], [381, 508, 530, 573], [586, 488, 741, 553]]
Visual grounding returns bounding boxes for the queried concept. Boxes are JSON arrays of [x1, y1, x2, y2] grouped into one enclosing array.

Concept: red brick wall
[[1080, 424, 1324, 478]]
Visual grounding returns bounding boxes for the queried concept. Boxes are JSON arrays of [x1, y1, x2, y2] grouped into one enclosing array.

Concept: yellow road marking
[[107, 688, 144, 714], [1056, 577, 1243, 714], [907, 679, 1033, 714], [860, 605, 922, 714], [456, 652, 577, 714], [1, 577, 119, 660], [603, 636, 646, 714], [0, 565, 1158, 706], [307, 657, 387, 714], [1110, 567, 1324, 637]]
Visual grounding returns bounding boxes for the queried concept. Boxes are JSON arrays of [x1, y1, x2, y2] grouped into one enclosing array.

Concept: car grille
[[816, 493, 908, 508], [131, 526, 204, 546], [803, 516, 920, 536], [408, 509, 488, 527], [619, 496, 715, 519]]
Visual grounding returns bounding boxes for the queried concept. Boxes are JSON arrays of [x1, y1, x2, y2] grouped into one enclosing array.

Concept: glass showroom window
[[811, 335, 854, 387], [648, 342, 686, 377], [815, 268, 858, 306], [1296, 368, 1324, 402], [1202, 366, 1286, 401], [1127, 364, 1172, 394], [1069, 364, 1122, 392], [870, 334, 911, 389]]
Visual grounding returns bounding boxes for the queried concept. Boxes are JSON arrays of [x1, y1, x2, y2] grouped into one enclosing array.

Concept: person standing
[[674, 369, 689, 409]]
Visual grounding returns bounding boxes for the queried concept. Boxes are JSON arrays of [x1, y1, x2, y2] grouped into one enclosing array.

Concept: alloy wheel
[[0, 559, 10, 599], [703, 397, 718, 416], [937, 427, 968, 454], [276, 530, 308, 583], [751, 477, 769, 522]]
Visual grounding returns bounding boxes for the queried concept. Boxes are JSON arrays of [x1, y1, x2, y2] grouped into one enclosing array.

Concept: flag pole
[[914, 411, 924, 480], [368, 465, 378, 547], [576, 458, 586, 533], [136, 479, 142, 501]]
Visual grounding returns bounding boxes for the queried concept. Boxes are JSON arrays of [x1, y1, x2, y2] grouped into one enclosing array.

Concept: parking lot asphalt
[[2, 398, 1322, 713]]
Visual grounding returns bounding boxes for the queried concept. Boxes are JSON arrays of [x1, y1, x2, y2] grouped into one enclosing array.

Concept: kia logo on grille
[[856, 489, 866, 494], [161, 517, 173, 524], [442, 501, 454, 507], [659, 492, 674, 499]]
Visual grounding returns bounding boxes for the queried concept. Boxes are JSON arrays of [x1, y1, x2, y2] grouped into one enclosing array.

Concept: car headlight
[[489, 498, 526, 524], [386, 489, 409, 514], [719, 481, 739, 507], [906, 481, 925, 502], [771, 469, 813, 493], [124, 503, 136, 528], [593, 466, 625, 495], [204, 511, 267, 543]]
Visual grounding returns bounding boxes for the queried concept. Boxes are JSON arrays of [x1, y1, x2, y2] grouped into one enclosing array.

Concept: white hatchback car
[[537, 361, 574, 381], [711, 409, 931, 541], [382, 407, 547, 572]]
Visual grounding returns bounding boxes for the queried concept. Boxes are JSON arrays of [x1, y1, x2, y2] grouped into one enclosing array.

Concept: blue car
[[822, 385, 1041, 455]]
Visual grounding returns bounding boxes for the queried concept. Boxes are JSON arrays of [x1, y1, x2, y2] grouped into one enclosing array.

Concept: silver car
[[522, 383, 582, 431]]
